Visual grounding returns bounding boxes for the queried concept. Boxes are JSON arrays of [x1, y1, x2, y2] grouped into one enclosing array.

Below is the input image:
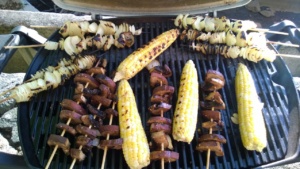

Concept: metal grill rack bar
[[18, 19, 300, 169]]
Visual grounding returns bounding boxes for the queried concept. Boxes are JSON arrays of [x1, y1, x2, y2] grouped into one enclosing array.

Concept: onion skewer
[[0, 55, 96, 104], [174, 14, 288, 35]]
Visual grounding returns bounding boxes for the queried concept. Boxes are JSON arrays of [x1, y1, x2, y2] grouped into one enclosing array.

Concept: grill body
[[18, 19, 300, 169]]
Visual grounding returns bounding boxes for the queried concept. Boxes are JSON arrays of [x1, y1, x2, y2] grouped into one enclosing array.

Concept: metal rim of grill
[[17, 19, 300, 169]]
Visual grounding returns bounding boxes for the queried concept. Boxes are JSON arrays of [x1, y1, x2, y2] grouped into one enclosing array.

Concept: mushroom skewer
[[69, 62, 113, 168], [69, 103, 102, 169], [196, 55, 227, 169], [147, 60, 179, 168], [45, 58, 101, 169]]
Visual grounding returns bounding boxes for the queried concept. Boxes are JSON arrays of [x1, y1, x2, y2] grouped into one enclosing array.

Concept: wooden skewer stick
[[158, 80, 165, 169], [206, 97, 215, 169], [45, 59, 101, 169], [4, 44, 45, 49], [30, 25, 60, 29], [69, 103, 102, 169], [45, 118, 72, 169], [249, 28, 288, 35], [45, 107, 79, 169], [160, 110, 165, 169], [276, 53, 300, 58], [206, 118, 214, 169], [267, 41, 299, 48], [100, 102, 116, 169], [0, 97, 13, 104]]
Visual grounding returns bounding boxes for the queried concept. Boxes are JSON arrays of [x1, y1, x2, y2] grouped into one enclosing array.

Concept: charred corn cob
[[172, 60, 199, 143], [113, 29, 179, 82], [235, 63, 267, 152], [117, 80, 150, 169]]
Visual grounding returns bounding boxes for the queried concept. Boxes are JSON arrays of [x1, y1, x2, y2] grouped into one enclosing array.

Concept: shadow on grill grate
[[17, 20, 299, 169]]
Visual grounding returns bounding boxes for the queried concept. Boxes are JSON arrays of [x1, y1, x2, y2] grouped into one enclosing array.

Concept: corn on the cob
[[172, 60, 199, 143], [235, 63, 267, 152], [113, 29, 179, 82], [117, 80, 150, 169]]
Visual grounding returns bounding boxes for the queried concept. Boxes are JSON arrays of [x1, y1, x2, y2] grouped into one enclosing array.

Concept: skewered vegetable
[[146, 60, 179, 167], [59, 21, 142, 38], [175, 14, 257, 33], [117, 80, 150, 169], [172, 60, 199, 143], [180, 29, 267, 48], [191, 42, 276, 62], [113, 29, 179, 82], [234, 63, 267, 152], [0, 55, 96, 103]]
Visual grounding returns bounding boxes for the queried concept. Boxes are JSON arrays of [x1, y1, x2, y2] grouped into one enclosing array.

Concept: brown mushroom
[[94, 74, 116, 93], [99, 83, 111, 98], [47, 134, 70, 155], [83, 88, 101, 98], [147, 116, 172, 125], [148, 102, 172, 115], [104, 108, 118, 117], [60, 99, 87, 115], [59, 110, 82, 124], [152, 85, 175, 96], [70, 148, 86, 161], [202, 70, 225, 91], [90, 95, 112, 107], [150, 72, 168, 87], [200, 101, 225, 110], [98, 138, 123, 150], [75, 124, 100, 139], [74, 83, 84, 94], [151, 131, 169, 149], [56, 123, 77, 135], [201, 110, 221, 121], [196, 141, 224, 156], [99, 125, 120, 137], [150, 123, 172, 134], [86, 104, 106, 119], [202, 120, 223, 131], [198, 134, 226, 144], [150, 150, 179, 162], [75, 135, 92, 146], [74, 73, 100, 89], [81, 114, 101, 128], [73, 94, 87, 104], [150, 94, 170, 104], [205, 91, 225, 105], [150, 64, 173, 77]]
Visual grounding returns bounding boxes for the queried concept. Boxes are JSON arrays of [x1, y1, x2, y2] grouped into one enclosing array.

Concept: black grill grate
[[18, 19, 299, 169]]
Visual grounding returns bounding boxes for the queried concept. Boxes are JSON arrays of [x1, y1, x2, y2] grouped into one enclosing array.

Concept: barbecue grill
[[1, 1, 300, 169]]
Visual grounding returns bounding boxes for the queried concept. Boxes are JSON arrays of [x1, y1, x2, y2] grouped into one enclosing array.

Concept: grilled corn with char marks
[[235, 63, 267, 152], [113, 29, 179, 82], [117, 80, 150, 169], [172, 60, 199, 143]]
